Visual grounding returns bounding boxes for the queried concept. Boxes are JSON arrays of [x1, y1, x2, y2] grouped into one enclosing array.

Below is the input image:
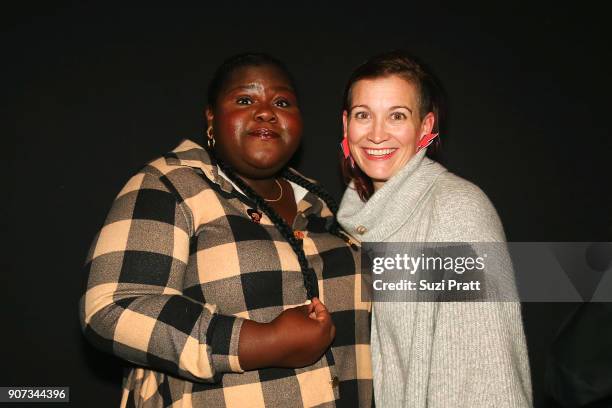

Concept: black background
[[5, 2, 611, 407]]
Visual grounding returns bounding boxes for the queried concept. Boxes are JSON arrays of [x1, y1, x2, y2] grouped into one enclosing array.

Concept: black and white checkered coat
[[79, 140, 372, 407]]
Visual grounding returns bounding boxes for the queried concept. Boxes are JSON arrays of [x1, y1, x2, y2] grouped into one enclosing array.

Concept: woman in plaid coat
[[80, 53, 372, 407]]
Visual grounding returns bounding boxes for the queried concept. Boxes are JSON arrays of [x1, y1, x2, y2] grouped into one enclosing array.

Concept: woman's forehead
[[351, 76, 418, 108], [223, 65, 294, 92]]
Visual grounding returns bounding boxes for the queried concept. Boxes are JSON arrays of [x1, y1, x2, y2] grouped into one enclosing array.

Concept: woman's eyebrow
[[389, 105, 413, 113], [349, 104, 413, 114], [349, 104, 369, 112]]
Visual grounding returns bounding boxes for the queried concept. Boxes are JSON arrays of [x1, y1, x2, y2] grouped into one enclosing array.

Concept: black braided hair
[[281, 169, 358, 250], [215, 159, 319, 298]]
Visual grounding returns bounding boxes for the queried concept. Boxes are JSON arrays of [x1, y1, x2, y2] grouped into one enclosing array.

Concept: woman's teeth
[[365, 148, 396, 156]]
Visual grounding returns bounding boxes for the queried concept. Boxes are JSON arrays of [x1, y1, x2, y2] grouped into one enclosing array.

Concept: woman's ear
[[205, 107, 214, 127], [419, 112, 435, 139], [342, 110, 349, 139]]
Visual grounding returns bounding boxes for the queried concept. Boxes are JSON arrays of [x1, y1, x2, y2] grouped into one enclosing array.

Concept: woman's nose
[[368, 121, 389, 143], [254, 105, 277, 123]]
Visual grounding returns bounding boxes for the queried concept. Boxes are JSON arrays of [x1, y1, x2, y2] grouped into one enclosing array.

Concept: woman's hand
[[238, 297, 336, 370], [272, 297, 336, 367]]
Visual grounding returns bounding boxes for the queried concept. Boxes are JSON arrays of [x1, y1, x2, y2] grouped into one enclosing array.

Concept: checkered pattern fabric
[[79, 140, 372, 407]]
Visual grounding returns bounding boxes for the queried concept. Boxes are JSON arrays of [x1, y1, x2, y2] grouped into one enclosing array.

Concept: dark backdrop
[[6, 2, 611, 407]]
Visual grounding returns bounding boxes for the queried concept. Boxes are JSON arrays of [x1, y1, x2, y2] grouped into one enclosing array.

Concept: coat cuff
[[208, 314, 245, 374]]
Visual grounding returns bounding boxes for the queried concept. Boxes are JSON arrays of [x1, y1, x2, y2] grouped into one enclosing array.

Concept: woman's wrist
[[237, 320, 281, 370]]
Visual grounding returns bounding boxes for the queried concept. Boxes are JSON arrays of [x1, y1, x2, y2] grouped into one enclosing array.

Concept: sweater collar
[[337, 148, 447, 242]]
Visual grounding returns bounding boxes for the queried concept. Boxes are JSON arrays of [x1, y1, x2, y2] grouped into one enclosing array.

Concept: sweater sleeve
[[78, 169, 245, 383], [427, 176, 533, 407]]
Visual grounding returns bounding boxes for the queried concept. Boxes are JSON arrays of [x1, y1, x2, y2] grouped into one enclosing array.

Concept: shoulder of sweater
[[431, 171, 493, 208], [429, 171, 506, 242]]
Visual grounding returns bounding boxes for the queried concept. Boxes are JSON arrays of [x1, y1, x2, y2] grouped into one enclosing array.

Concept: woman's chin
[[359, 166, 392, 183], [243, 158, 287, 176]]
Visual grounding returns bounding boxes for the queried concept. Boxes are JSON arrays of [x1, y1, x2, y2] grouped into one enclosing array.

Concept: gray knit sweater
[[337, 149, 533, 407]]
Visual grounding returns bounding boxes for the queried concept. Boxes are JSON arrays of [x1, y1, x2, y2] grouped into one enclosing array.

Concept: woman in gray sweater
[[337, 51, 533, 407]]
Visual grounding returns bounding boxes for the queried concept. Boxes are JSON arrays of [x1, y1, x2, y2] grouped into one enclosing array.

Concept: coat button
[[356, 225, 367, 235], [331, 376, 340, 388]]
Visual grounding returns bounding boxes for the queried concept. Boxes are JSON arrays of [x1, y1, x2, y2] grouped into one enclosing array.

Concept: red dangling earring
[[417, 133, 439, 152], [341, 137, 355, 168]]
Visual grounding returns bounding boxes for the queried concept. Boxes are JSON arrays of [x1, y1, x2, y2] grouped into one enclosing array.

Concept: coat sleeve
[[78, 168, 245, 383], [427, 177, 533, 407]]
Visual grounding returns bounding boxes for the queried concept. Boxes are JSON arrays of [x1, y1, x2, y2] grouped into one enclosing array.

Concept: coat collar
[[164, 139, 318, 215], [163, 139, 234, 194]]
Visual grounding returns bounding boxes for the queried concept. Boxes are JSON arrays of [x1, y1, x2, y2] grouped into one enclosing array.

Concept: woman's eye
[[236, 96, 253, 105], [354, 111, 370, 120], [275, 99, 290, 107], [390, 112, 406, 120]]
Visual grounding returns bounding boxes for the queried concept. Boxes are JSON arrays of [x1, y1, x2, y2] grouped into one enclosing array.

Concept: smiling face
[[206, 64, 302, 179], [343, 75, 434, 190]]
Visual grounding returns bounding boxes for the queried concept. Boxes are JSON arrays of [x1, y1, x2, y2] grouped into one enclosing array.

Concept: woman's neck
[[372, 180, 385, 192], [237, 175, 282, 201]]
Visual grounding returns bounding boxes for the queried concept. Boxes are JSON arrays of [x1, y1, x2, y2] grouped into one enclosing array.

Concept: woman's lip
[[361, 147, 398, 160], [248, 128, 280, 139]]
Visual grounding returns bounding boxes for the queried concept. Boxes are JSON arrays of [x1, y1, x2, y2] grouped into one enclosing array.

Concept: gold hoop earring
[[206, 127, 215, 148]]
